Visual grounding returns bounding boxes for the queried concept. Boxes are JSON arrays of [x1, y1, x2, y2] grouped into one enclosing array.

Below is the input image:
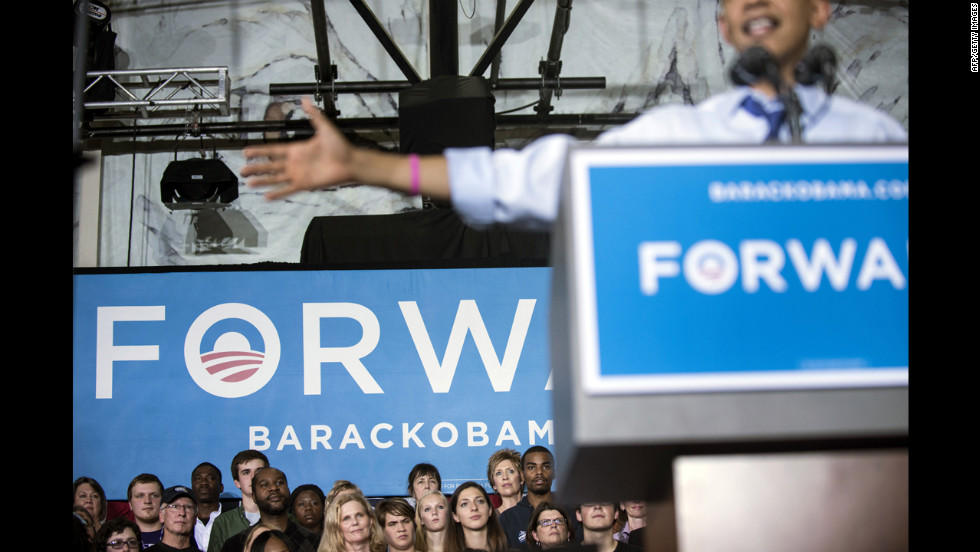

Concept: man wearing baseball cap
[[146, 485, 203, 551]]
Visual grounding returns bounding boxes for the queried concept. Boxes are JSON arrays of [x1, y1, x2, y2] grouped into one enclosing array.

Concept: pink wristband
[[408, 154, 420, 196]]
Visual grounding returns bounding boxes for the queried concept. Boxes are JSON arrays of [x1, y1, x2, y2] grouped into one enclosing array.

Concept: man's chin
[[265, 506, 288, 516], [171, 522, 194, 535]]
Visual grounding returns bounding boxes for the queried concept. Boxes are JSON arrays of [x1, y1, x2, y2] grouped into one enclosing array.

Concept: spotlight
[[161, 137, 239, 210]]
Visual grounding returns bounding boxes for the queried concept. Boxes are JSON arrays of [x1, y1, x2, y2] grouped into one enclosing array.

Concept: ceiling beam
[[347, 0, 422, 84]]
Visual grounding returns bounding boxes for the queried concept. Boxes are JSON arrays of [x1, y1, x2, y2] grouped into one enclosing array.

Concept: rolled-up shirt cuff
[[445, 135, 575, 229], [445, 146, 497, 228]]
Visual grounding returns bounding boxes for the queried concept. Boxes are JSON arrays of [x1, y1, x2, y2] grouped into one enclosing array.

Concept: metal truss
[[82, 67, 230, 119]]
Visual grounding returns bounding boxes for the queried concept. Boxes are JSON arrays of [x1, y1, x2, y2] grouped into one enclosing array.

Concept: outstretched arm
[[241, 97, 451, 201]]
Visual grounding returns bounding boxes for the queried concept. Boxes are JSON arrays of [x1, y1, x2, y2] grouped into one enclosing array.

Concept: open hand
[[241, 97, 354, 200]]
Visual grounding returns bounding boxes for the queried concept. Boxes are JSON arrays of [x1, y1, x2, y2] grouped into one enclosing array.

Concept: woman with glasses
[[526, 503, 575, 550], [445, 482, 512, 552], [96, 517, 143, 551]]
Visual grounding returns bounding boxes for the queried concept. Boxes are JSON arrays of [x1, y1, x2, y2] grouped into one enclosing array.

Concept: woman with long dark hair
[[445, 482, 511, 552]]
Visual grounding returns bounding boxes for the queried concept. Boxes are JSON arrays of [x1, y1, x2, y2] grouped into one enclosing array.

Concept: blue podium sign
[[565, 145, 908, 395]]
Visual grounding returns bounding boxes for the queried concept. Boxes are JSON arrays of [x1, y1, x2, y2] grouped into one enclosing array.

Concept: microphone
[[795, 44, 837, 93], [729, 46, 782, 89], [729, 46, 806, 144]]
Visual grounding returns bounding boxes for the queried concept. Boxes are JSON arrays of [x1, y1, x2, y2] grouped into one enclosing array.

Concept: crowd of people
[[73, 446, 649, 552]]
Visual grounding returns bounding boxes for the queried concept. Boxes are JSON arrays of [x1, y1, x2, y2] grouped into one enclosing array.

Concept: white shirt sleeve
[[443, 86, 906, 230], [445, 134, 577, 230]]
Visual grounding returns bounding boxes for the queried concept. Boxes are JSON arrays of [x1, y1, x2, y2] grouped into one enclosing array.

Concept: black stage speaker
[[398, 75, 496, 155], [161, 157, 239, 210], [399, 76, 495, 209]]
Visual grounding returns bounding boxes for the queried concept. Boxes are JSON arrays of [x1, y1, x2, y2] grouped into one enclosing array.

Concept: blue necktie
[[741, 96, 785, 143]]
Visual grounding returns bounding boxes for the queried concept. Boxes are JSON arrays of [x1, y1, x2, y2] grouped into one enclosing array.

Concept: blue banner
[[568, 146, 909, 394], [73, 267, 553, 499]]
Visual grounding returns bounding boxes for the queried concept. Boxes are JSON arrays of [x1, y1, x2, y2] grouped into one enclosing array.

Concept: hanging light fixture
[[160, 135, 239, 210]]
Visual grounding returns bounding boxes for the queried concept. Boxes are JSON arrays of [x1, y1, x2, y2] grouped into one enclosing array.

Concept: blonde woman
[[243, 522, 275, 552], [318, 493, 387, 552], [325, 480, 363, 507], [414, 490, 449, 552], [486, 449, 523, 515]]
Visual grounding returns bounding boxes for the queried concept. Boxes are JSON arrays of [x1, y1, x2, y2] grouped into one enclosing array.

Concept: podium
[[548, 144, 908, 550]]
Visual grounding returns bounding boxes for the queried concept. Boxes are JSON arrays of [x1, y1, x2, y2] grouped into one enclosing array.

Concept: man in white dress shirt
[[241, 0, 906, 228], [192, 462, 225, 552]]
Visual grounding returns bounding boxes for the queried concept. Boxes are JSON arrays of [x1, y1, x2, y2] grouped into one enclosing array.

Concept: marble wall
[[74, 0, 909, 268]]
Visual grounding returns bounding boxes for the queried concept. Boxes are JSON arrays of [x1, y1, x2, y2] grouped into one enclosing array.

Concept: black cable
[[127, 115, 138, 267], [496, 100, 541, 116]]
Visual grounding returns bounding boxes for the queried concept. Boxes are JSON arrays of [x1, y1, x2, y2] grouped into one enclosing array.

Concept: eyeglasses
[[538, 518, 566, 527], [107, 539, 141, 550], [582, 502, 613, 508], [164, 504, 198, 513]]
